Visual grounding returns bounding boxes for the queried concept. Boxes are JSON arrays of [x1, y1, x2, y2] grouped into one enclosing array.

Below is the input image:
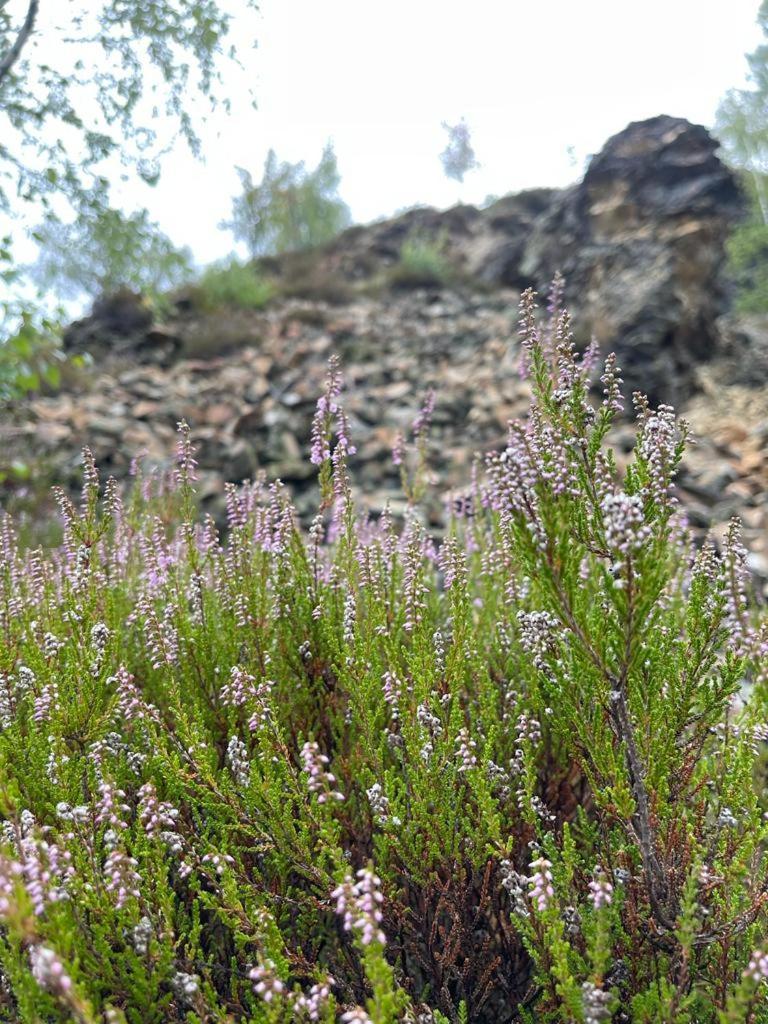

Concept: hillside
[[4, 115, 768, 585]]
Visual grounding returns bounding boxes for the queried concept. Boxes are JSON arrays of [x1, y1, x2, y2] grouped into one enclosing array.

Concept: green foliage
[[0, 311, 87, 404], [726, 173, 768, 312], [224, 142, 352, 258], [388, 233, 451, 289], [0, 312, 61, 399], [0, 1, 258, 221], [28, 205, 194, 302], [715, 1, 768, 223], [194, 258, 275, 311], [0, 292, 766, 1021]]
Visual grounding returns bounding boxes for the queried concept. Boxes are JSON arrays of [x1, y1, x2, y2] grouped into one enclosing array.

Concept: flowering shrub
[[0, 287, 766, 1024]]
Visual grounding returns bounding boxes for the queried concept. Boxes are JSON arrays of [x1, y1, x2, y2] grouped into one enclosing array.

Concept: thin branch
[[0, 0, 39, 89], [547, 549, 675, 930]]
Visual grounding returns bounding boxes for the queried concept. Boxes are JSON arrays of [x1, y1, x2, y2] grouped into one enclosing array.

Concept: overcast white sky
[[9, 0, 768, 272], [128, 0, 764, 264]]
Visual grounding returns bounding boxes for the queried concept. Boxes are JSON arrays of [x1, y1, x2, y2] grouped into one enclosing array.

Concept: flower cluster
[[527, 856, 554, 912], [301, 741, 344, 803], [332, 867, 386, 947], [310, 354, 356, 466], [746, 949, 768, 984], [29, 945, 72, 997], [588, 868, 613, 909]]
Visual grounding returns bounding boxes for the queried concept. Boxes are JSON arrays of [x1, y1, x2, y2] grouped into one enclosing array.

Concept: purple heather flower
[[527, 856, 554, 912], [517, 288, 540, 378], [746, 949, 768, 983], [175, 420, 198, 487], [249, 959, 285, 1003], [29, 945, 72, 996], [366, 782, 391, 824], [202, 852, 235, 877], [0, 856, 22, 916], [104, 849, 141, 909], [381, 671, 402, 721], [80, 446, 100, 513], [601, 491, 651, 556], [517, 610, 561, 671], [588, 869, 614, 909], [391, 432, 406, 466], [411, 389, 435, 439], [600, 353, 624, 414], [722, 518, 754, 657], [220, 666, 257, 708], [439, 536, 466, 591], [340, 1009, 373, 1024], [138, 782, 179, 837], [16, 823, 74, 916], [293, 977, 334, 1021], [33, 681, 58, 725], [96, 781, 129, 832], [332, 867, 386, 946], [301, 741, 344, 803], [455, 728, 477, 772], [637, 403, 679, 506], [310, 355, 356, 465]]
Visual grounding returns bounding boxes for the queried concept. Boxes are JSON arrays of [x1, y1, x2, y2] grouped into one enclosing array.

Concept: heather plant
[[0, 287, 766, 1023]]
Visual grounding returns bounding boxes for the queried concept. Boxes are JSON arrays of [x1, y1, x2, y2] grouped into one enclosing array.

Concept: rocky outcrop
[[265, 116, 743, 405], [517, 116, 743, 403], [63, 289, 183, 366], [63, 116, 744, 408]]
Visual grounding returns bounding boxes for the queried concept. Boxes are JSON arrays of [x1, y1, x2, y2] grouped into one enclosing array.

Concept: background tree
[[0, 0, 258, 394], [715, 0, 768, 223], [0, 1, 259, 247], [715, 0, 768, 311], [439, 118, 479, 184], [27, 204, 194, 302], [224, 142, 352, 259]]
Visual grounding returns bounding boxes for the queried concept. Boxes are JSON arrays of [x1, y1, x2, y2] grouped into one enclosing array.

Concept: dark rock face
[[63, 289, 181, 366], [516, 116, 744, 403]]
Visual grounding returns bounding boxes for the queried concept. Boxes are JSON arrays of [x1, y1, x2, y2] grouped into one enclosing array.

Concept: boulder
[[516, 116, 744, 403]]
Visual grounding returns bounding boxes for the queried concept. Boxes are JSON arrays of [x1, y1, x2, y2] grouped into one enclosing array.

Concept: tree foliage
[[439, 118, 479, 184], [27, 205, 194, 301], [716, 3, 768, 310], [0, 1, 258, 223], [223, 142, 352, 259], [715, 1, 768, 223]]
